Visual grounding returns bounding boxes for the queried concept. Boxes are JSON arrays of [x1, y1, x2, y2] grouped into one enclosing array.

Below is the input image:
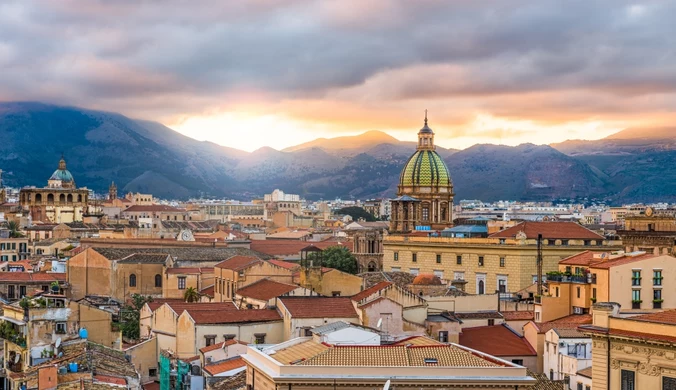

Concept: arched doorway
[[367, 261, 377, 272], [478, 280, 485, 295]]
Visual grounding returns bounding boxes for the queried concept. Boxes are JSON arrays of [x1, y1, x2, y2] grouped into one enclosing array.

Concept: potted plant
[[632, 299, 642, 309], [50, 281, 60, 294], [653, 299, 664, 309], [590, 297, 597, 303]]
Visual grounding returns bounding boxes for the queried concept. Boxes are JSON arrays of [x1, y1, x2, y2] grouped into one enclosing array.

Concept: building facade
[[390, 114, 454, 232]]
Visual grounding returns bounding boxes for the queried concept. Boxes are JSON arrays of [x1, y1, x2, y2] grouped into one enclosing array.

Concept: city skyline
[[1, 1, 675, 151]]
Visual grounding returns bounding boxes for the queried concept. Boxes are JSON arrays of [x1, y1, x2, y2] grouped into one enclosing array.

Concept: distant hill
[[0, 102, 672, 202]]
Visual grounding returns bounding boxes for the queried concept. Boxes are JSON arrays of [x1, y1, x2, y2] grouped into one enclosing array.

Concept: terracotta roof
[[589, 253, 657, 269], [580, 325, 676, 344], [359, 296, 401, 310], [180, 355, 200, 363], [165, 267, 213, 274], [116, 253, 170, 264], [90, 247, 270, 262], [145, 298, 185, 312], [204, 357, 246, 376], [558, 251, 597, 266], [268, 259, 301, 270], [459, 324, 536, 357], [624, 309, 676, 325], [453, 311, 503, 320], [489, 222, 603, 240], [250, 239, 353, 256], [301, 344, 504, 367], [412, 273, 442, 285], [359, 271, 416, 289], [0, 272, 66, 282], [201, 285, 215, 297], [351, 281, 393, 302], [214, 255, 262, 270], [577, 366, 592, 379], [390, 336, 443, 346], [279, 297, 358, 319], [235, 279, 299, 301], [199, 339, 248, 354], [502, 311, 535, 321], [532, 314, 593, 334], [270, 340, 330, 365], [552, 328, 587, 338], [93, 374, 127, 386], [164, 302, 238, 315], [122, 205, 186, 213], [186, 308, 282, 325]]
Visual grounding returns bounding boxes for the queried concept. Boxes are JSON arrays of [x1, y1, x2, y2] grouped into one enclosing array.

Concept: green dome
[[399, 150, 452, 187], [50, 169, 74, 182]]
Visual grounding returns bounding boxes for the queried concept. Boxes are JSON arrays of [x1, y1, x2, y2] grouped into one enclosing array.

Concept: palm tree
[[183, 287, 199, 303], [6, 221, 23, 238]]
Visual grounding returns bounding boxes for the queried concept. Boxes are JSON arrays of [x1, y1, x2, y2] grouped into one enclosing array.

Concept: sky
[[1, 1, 675, 152]]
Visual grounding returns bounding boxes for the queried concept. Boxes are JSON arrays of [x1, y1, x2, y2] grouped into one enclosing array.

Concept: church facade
[[20, 157, 89, 223], [390, 115, 454, 232]]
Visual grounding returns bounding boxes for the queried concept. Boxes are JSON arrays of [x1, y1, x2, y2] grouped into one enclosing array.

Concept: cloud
[[1, 0, 675, 149]]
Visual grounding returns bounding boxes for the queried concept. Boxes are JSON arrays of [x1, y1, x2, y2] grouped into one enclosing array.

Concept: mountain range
[[0, 102, 674, 203]]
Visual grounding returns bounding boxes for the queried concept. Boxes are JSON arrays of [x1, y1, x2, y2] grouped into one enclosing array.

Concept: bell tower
[[417, 110, 435, 151], [109, 181, 118, 200]]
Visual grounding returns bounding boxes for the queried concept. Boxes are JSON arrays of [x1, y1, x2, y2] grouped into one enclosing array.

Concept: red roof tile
[[279, 297, 359, 319], [165, 267, 213, 274], [489, 222, 603, 240], [459, 324, 536, 357], [94, 374, 127, 386], [165, 302, 238, 315], [559, 251, 597, 266], [412, 273, 442, 285], [250, 240, 353, 256], [199, 339, 248, 353], [123, 205, 186, 213], [501, 311, 535, 321], [146, 298, 185, 312], [204, 357, 246, 376], [0, 272, 66, 282], [351, 281, 393, 302], [581, 326, 676, 344], [186, 308, 282, 325], [236, 279, 299, 301], [589, 253, 657, 269], [268, 259, 301, 270], [214, 255, 262, 270], [532, 314, 593, 334], [624, 309, 676, 325], [200, 285, 215, 297]]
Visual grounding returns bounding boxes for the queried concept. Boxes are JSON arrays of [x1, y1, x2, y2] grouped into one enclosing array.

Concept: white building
[[543, 327, 592, 388]]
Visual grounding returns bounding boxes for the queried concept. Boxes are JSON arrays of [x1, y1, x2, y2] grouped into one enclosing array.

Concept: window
[[155, 274, 162, 288], [438, 331, 448, 342], [436, 254, 442, 264], [586, 386, 591, 390], [498, 278, 507, 293], [478, 256, 484, 267], [663, 377, 676, 390], [391, 267, 401, 272], [456, 255, 462, 265], [148, 368, 158, 377], [592, 273, 597, 284], [223, 334, 236, 340], [592, 288, 597, 300], [422, 207, 429, 221], [632, 270, 641, 286], [410, 268, 419, 276], [654, 289, 662, 301], [577, 383, 583, 390], [254, 333, 266, 344], [434, 270, 444, 279], [129, 274, 137, 287], [621, 369, 635, 390], [454, 271, 464, 281], [488, 319, 495, 326], [549, 369, 554, 380], [205, 336, 216, 346], [654, 270, 663, 286], [632, 289, 641, 301], [584, 240, 591, 246], [556, 287, 559, 297], [178, 276, 186, 290], [561, 240, 569, 246], [577, 286, 581, 298], [55, 322, 66, 334], [332, 291, 341, 297], [500, 257, 505, 267], [512, 359, 524, 366], [412, 253, 417, 262], [548, 239, 556, 246], [394, 252, 399, 261]]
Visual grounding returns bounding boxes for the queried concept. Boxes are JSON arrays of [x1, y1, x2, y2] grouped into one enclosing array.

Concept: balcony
[[547, 274, 589, 284], [653, 300, 663, 309], [632, 300, 642, 309]]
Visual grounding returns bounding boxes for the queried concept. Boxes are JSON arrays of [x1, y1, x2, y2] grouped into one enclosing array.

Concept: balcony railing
[[547, 274, 589, 284]]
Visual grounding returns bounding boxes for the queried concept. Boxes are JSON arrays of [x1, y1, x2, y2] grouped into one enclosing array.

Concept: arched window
[[129, 274, 137, 287], [155, 274, 162, 288], [368, 262, 377, 272], [67, 194, 73, 203], [47, 194, 54, 203], [59, 194, 66, 203], [35, 193, 42, 203], [77, 194, 82, 202], [478, 280, 485, 295]]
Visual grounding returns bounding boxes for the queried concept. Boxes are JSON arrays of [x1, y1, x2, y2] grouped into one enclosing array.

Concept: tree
[[6, 221, 23, 238], [312, 246, 359, 274], [120, 294, 153, 341], [183, 287, 200, 303], [336, 206, 377, 222]]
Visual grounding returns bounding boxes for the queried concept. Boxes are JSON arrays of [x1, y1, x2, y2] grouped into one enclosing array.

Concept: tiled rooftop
[[502, 311, 535, 321], [268, 259, 301, 270], [116, 253, 170, 264], [577, 366, 592, 379], [214, 255, 262, 270], [279, 297, 358, 319], [250, 239, 353, 256], [123, 205, 185, 212], [489, 221, 603, 240], [270, 340, 330, 365], [235, 279, 299, 301], [453, 311, 503, 320], [199, 339, 248, 353], [91, 247, 269, 262], [186, 308, 282, 324], [0, 272, 66, 282], [534, 314, 593, 334], [165, 267, 214, 274], [390, 336, 444, 346], [351, 281, 392, 302], [358, 271, 416, 289], [204, 357, 246, 376], [625, 309, 676, 325], [460, 324, 536, 357]]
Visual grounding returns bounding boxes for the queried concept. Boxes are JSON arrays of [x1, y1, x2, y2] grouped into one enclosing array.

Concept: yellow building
[[384, 221, 619, 295], [213, 256, 293, 302], [19, 157, 89, 223], [541, 251, 676, 322], [297, 267, 363, 297], [163, 267, 214, 299], [582, 303, 676, 390]]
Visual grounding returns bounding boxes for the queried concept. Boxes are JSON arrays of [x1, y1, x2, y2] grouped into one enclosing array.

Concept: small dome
[[412, 273, 442, 285], [399, 150, 452, 188], [50, 169, 74, 183]]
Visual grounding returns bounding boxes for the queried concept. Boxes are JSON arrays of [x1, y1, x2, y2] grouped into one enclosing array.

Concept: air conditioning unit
[[573, 307, 583, 315]]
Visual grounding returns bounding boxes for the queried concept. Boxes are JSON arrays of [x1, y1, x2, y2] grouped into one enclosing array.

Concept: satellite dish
[[377, 318, 383, 328], [55, 337, 62, 349], [383, 380, 391, 390], [14, 353, 20, 363]]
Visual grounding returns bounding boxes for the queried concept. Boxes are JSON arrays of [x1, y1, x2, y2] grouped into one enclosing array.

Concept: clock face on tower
[[179, 230, 193, 241]]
